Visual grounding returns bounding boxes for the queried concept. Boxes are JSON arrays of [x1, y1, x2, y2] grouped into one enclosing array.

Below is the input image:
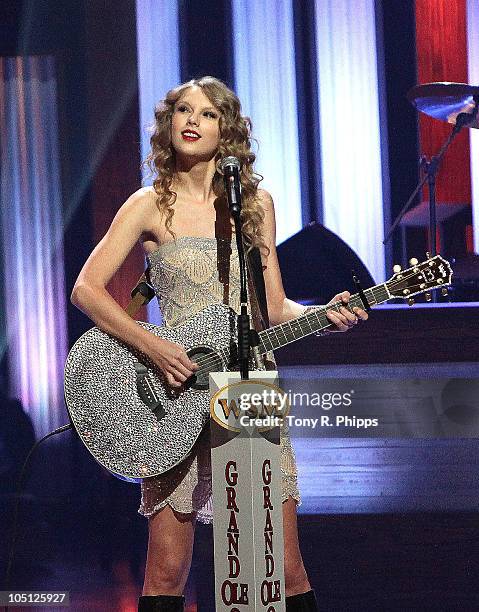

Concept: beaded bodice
[[146, 236, 242, 327], [139, 240, 297, 526]]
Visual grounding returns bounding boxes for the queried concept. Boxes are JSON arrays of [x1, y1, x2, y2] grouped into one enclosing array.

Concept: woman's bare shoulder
[[116, 186, 159, 223], [124, 185, 157, 208], [256, 188, 274, 208]]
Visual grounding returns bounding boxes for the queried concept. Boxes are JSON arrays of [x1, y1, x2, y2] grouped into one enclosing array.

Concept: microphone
[[220, 156, 242, 217]]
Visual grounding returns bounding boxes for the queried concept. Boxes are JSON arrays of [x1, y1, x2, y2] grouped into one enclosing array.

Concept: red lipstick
[[181, 129, 201, 141]]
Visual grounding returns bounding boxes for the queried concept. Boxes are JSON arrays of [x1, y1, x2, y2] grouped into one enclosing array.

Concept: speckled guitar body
[[64, 303, 238, 482]]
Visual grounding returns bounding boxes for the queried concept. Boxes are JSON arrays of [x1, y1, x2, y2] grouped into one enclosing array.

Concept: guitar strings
[[187, 270, 438, 374], [147, 265, 442, 385], [185, 268, 436, 373]]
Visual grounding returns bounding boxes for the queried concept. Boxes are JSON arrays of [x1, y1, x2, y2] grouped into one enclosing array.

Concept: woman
[[71, 76, 368, 612]]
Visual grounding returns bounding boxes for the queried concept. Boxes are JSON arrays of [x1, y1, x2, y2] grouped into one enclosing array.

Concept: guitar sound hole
[[186, 346, 224, 390]]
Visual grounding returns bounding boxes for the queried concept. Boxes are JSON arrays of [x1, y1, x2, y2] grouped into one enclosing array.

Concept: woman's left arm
[[258, 189, 368, 331]]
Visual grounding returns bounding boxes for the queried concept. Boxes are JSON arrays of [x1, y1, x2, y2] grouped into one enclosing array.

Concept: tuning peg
[[441, 287, 448, 296], [409, 257, 418, 266], [425, 292, 432, 302], [393, 264, 402, 273], [407, 298, 415, 306]]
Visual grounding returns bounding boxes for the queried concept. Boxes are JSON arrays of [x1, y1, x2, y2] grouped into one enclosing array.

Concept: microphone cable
[[3, 423, 72, 612]]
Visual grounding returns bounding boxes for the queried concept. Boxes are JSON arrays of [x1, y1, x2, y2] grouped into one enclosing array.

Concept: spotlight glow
[[136, 0, 180, 324], [0, 56, 68, 436], [232, 0, 303, 244], [314, 0, 385, 281]]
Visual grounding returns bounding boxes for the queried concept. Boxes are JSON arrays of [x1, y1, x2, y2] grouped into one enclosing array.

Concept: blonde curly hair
[[143, 76, 267, 252]]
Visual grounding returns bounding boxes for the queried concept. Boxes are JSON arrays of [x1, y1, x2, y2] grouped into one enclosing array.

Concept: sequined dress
[[138, 236, 301, 523]]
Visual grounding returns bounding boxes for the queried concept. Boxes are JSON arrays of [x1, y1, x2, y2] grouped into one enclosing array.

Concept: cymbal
[[407, 82, 479, 129]]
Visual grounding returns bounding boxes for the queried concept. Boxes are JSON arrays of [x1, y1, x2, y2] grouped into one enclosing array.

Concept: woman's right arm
[[71, 188, 198, 388]]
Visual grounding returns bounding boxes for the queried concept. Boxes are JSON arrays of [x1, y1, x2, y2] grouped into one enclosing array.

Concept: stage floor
[[2, 361, 478, 610], [4, 511, 477, 611], [280, 362, 479, 515]]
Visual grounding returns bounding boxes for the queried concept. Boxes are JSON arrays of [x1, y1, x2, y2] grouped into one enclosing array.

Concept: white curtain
[[136, 0, 181, 324], [232, 0, 302, 244], [314, 0, 385, 281], [0, 55, 68, 436]]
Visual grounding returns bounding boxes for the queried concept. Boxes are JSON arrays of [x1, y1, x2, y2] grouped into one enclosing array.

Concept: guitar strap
[[125, 244, 269, 330], [126, 267, 155, 317], [246, 246, 269, 331]]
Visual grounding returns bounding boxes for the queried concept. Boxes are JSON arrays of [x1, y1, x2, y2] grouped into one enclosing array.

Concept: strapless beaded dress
[[138, 236, 300, 523]]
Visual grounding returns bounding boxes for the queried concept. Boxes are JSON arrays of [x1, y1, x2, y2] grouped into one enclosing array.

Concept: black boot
[[286, 589, 319, 611], [138, 594, 185, 611]]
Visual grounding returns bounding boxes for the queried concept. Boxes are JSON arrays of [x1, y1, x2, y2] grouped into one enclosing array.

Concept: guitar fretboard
[[257, 283, 390, 353]]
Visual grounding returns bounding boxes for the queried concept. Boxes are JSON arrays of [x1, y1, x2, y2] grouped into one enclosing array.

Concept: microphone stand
[[231, 208, 251, 380], [384, 97, 479, 302], [225, 170, 251, 380]]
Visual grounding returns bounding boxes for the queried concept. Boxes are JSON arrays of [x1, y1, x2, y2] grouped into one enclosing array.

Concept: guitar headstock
[[386, 254, 453, 300]]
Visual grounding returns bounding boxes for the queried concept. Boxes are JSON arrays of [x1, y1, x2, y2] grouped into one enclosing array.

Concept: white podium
[[209, 371, 287, 612]]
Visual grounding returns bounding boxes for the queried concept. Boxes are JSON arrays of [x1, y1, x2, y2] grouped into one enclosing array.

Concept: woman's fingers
[[166, 366, 188, 382], [326, 310, 349, 331], [172, 358, 196, 379], [327, 304, 369, 330], [166, 353, 199, 388], [353, 306, 369, 321], [165, 371, 182, 388], [339, 306, 357, 324], [327, 306, 355, 327], [326, 290, 370, 332], [177, 350, 199, 372], [327, 291, 350, 307], [150, 338, 199, 388]]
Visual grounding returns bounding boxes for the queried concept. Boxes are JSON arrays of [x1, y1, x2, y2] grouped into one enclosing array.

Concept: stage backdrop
[[0, 55, 68, 437], [136, 0, 180, 326]]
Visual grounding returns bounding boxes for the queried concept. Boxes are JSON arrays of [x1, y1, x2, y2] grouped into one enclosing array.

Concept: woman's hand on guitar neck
[[325, 291, 369, 332], [145, 336, 199, 389]]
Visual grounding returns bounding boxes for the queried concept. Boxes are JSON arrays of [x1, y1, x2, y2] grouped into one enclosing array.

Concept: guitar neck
[[258, 283, 390, 353]]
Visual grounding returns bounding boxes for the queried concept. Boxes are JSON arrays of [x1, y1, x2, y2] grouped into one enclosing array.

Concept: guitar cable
[[3, 423, 72, 612]]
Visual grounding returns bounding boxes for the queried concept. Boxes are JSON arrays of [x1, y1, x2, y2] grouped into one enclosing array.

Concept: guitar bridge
[[134, 361, 165, 420]]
